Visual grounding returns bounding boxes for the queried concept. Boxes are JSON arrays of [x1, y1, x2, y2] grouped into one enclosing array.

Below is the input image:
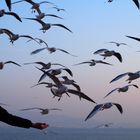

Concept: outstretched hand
[[32, 122, 49, 130]]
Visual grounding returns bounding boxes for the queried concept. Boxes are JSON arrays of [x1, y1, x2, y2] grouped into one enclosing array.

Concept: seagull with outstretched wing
[[85, 102, 123, 121]]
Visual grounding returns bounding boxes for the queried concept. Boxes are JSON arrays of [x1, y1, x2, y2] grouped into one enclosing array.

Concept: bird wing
[[113, 52, 122, 62], [5, 12, 22, 22], [5, 0, 11, 11], [126, 35, 140, 42], [67, 89, 96, 103], [85, 104, 103, 121], [110, 72, 129, 83], [45, 14, 63, 19], [93, 49, 108, 54], [73, 61, 91, 66], [104, 88, 119, 98], [52, 24, 73, 33], [96, 60, 113, 65], [57, 48, 77, 57], [4, 61, 21, 67], [72, 83, 81, 91], [132, 0, 139, 9], [63, 68, 73, 77], [30, 47, 47, 55], [49, 108, 62, 111], [20, 107, 43, 111], [24, 61, 46, 66], [51, 63, 66, 68], [113, 103, 123, 114], [128, 84, 139, 88]]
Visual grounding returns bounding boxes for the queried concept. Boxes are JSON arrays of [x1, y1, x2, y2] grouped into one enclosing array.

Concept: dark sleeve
[[0, 106, 33, 128]]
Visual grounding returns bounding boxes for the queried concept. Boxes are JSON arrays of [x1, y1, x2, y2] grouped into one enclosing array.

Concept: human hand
[[32, 122, 49, 130]]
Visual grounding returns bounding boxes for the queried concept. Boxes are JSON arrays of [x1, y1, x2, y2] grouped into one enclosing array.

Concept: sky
[[1, 0, 140, 128]]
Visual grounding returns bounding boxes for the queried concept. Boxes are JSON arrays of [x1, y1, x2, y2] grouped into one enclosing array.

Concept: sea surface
[[0, 127, 140, 140]]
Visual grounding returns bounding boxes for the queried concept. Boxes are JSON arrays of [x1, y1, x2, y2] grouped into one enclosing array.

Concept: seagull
[[20, 107, 62, 115], [27, 37, 48, 46], [0, 28, 37, 44], [85, 102, 123, 121], [73, 59, 112, 66], [23, 18, 73, 33], [30, 46, 77, 57], [0, 61, 21, 69], [110, 71, 140, 83], [52, 6, 66, 12], [0, 9, 22, 22], [108, 41, 127, 47], [95, 123, 113, 128], [93, 48, 122, 63], [12, 0, 54, 14], [24, 61, 66, 70], [5, 0, 11, 11], [104, 84, 139, 98]]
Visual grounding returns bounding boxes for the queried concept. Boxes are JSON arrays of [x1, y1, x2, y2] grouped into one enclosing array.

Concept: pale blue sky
[[1, 0, 140, 128]]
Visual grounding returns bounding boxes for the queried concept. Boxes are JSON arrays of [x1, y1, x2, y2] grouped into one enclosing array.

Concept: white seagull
[[93, 48, 122, 63], [104, 84, 139, 98], [85, 102, 123, 121]]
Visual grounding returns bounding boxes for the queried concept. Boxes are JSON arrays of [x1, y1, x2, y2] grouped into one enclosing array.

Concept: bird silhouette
[[0, 9, 22, 22], [0, 61, 21, 69], [94, 48, 122, 63], [23, 18, 73, 33], [108, 41, 127, 47], [104, 84, 139, 98], [30, 46, 77, 57], [20, 107, 62, 115], [85, 102, 123, 121], [0, 28, 37, 44], [73, 59, 112, 66], [110, 71, 140, 83]]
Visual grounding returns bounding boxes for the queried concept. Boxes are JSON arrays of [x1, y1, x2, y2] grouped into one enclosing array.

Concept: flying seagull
[[20, 107, 62, 115], [93, 48, 122, 63], [110, 71, 140, 83], [85, 102, 123, 121], [0, 9, 22, 22], [30, 46, 77, 57], [73, 59, 112, 66], [108, 41, 127, 47], [0, 28, 37, 44], [104, 84, 139, 98], [23, 18, 73, 33], [0, 61, 21, 69]]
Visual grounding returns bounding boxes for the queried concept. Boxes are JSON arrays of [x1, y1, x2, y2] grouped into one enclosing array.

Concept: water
[[0, 127, 140, 140]]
